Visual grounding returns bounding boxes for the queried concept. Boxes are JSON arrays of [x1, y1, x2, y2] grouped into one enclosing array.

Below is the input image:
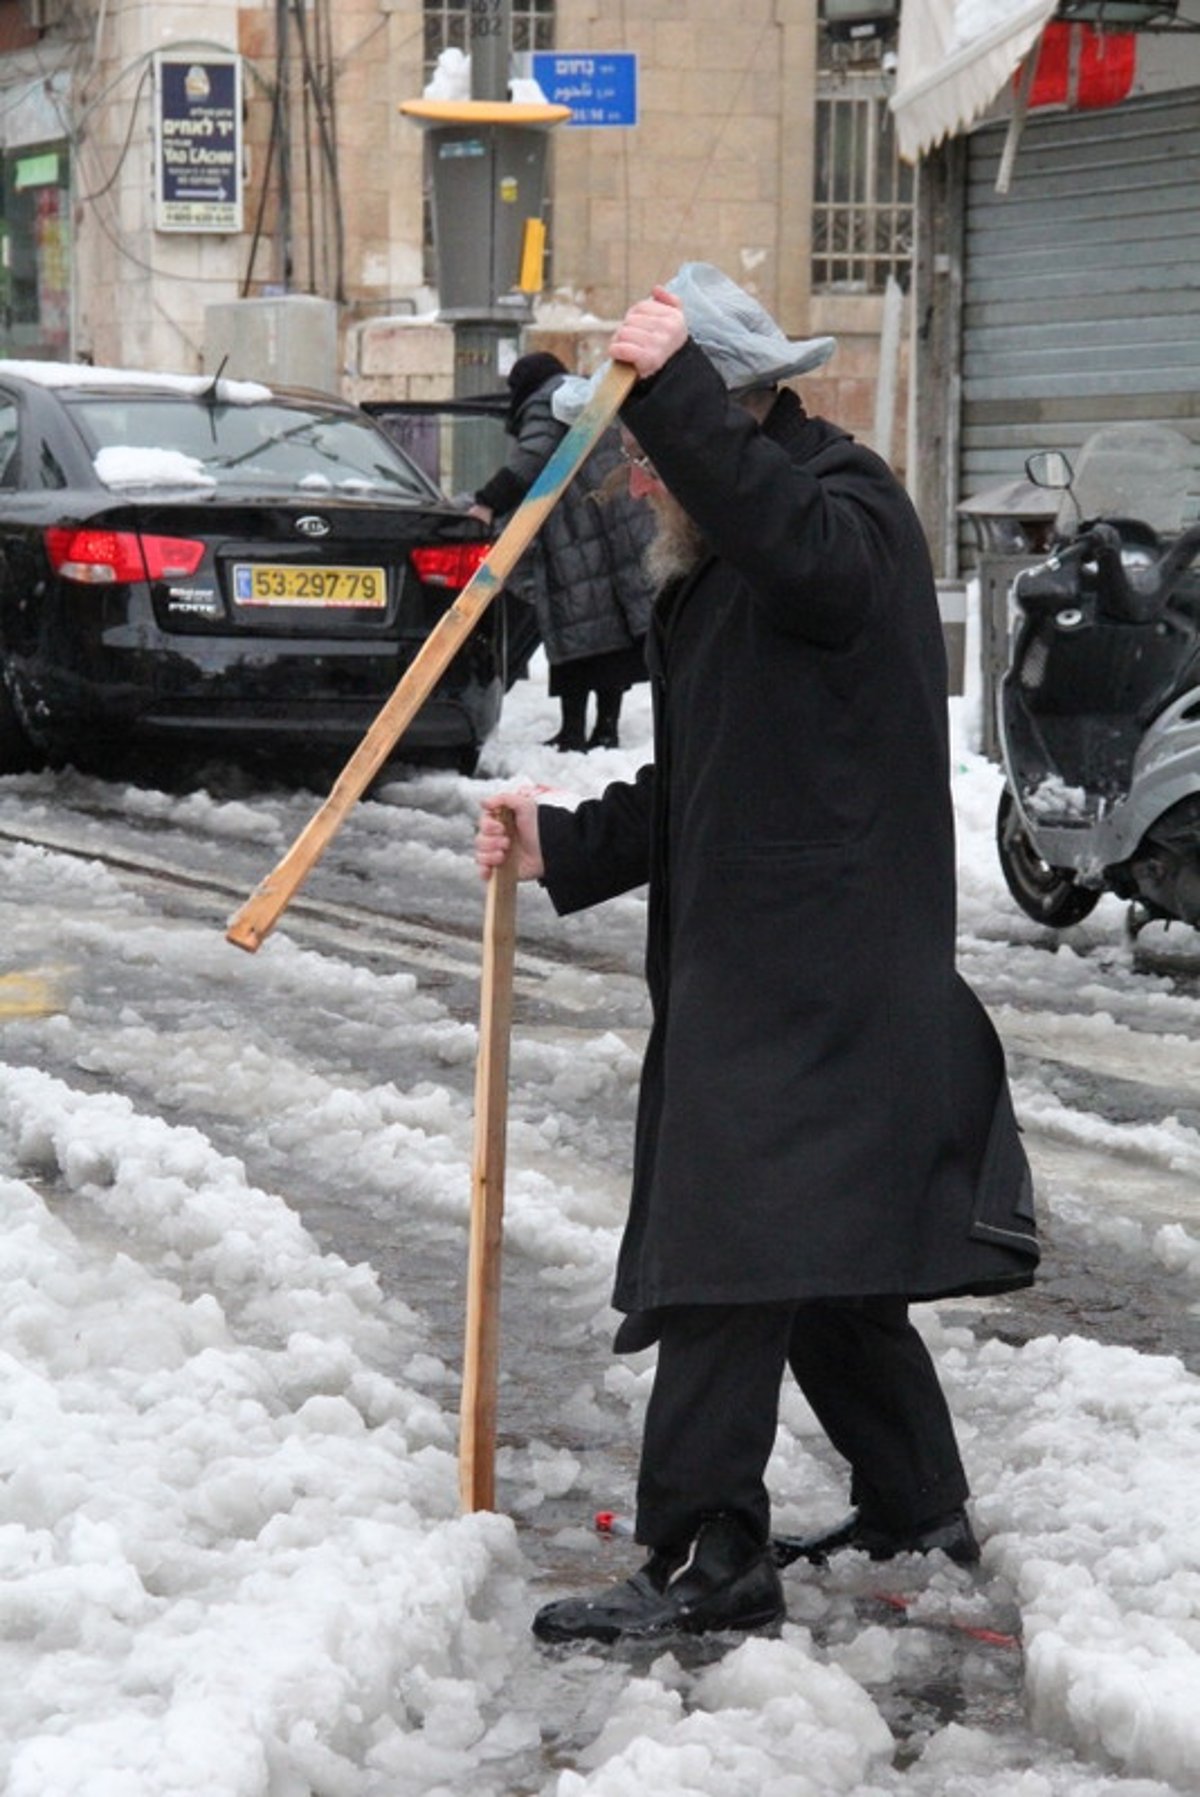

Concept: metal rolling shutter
[[959, 88, 1200, 537]]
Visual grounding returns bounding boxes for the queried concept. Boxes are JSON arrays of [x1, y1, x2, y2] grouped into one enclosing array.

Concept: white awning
[[891, 0, 1058, 161]]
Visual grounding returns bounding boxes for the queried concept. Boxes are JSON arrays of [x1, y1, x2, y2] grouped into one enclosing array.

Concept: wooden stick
[[226, 361, 637, 953], [459, 812, 519, 1511]]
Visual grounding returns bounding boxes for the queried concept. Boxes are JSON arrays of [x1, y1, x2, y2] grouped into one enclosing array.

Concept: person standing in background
[[470, 352, 654, 751]]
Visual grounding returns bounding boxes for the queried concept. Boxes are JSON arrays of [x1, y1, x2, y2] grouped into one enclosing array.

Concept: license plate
[[233, 563, 387, 607]]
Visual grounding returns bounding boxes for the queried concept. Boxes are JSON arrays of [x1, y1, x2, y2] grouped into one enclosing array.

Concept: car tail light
[[410, 542, 492, 591], [140, 534, 207, 579], [45, 527, 206, 584]]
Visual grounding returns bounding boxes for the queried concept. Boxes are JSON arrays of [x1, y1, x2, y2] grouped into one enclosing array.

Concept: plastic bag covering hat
[[551, 262, 837, 425]]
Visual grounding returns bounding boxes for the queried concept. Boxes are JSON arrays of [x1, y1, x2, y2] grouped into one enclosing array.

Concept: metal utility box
[[958, 477, 1059, 559], [203, 296, 339, 392], [974, 554, 1044, 761], [429, 123, 549, 319], [958, 479, 1061, 761], [401, 99, 569, 323]]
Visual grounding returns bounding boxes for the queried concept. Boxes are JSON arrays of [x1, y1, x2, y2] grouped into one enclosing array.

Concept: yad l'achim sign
[[155, 55, 243, 233]]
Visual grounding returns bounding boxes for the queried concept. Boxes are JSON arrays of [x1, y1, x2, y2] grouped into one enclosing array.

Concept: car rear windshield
[[64, 395, 441, 501]]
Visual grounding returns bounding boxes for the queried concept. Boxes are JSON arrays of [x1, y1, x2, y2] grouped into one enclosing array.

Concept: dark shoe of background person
[[772, 1505, 980, 1569], [543, 728, 587, 752], [532, 1513, 786, 1644], [587, 690, 623, 751], [545, 693, 588, 752]]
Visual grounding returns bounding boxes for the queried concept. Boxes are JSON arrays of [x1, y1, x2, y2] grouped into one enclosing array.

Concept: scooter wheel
[[996, 786, 1102, 928]]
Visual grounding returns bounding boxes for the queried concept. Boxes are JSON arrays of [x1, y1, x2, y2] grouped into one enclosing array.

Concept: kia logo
[[295, 515, 331, 538]]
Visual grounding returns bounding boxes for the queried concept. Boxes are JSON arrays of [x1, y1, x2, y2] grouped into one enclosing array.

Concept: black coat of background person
[[537, 340, 1038, 1328], [474, 356, 655, 675]]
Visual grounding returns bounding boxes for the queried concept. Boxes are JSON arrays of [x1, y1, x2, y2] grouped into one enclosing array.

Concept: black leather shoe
[[533, 1514, 786, 1644], [772, 1505, 980, 1569]]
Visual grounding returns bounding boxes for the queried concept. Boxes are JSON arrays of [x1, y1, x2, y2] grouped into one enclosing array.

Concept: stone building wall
[[4, 0, 904, 473], [75, 1, 243, 372]]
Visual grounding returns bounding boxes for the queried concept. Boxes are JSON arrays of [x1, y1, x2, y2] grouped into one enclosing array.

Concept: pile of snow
[[0, 359, 269, 401], [94, 446, 216, 489]]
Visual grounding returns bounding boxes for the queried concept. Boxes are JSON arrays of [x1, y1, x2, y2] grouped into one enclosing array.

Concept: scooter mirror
[[1025, 450, 1074, 491]]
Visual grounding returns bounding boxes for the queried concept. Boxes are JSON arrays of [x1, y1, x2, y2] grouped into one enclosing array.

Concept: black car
[[365, 392, 541, 683], [0, 364, 523, 778], [364, 391, 509, 504]]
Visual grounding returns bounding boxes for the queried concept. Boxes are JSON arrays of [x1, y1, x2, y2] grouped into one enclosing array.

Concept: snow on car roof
[[0, 358, 272, 404]]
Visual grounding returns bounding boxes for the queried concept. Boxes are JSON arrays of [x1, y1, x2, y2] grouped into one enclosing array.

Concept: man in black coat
[[476, 263, 1038, 1645]]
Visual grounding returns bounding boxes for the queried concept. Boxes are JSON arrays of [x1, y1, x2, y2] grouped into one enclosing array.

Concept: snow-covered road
[[2, 671, 1199, 1796]]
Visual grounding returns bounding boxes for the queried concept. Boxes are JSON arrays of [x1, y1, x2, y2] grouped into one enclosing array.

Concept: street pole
[[455, 0, 517, 399], [470, 0, 510, 103], [275, 0, 293, 291]]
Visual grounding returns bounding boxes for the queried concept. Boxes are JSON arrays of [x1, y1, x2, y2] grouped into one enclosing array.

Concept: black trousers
[[634, 1298, 970, 1549]]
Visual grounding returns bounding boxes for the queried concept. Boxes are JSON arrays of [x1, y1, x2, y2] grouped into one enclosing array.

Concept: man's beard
[[644, 492, 709, 588]]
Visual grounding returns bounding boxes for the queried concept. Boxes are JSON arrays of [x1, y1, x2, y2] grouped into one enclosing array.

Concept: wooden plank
[[459, 812, 519, 1513], [225, 360, 636, 953]]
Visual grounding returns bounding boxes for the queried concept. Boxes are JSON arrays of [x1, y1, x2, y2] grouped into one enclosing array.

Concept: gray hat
[[551, 262, 835, 424], [666, 262, 836, 390]]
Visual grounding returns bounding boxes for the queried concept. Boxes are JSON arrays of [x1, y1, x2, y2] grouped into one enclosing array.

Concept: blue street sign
[[532, 52, 638, 128]]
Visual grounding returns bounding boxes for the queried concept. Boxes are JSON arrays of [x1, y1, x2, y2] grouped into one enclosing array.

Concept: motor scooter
[[995, 424, 1200, 937]]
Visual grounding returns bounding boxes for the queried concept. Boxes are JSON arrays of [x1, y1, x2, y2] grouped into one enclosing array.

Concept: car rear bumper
[[132, 693, 491, 751], [10, 630, 502, 758]]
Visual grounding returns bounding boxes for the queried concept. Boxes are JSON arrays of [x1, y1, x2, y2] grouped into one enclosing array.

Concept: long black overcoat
[[538, 341, 1037, 1321]]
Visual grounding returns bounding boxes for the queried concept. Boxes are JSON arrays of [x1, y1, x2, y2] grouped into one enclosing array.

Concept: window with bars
[[812, 74, 913, 294], [423, 0, 555, 75]]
